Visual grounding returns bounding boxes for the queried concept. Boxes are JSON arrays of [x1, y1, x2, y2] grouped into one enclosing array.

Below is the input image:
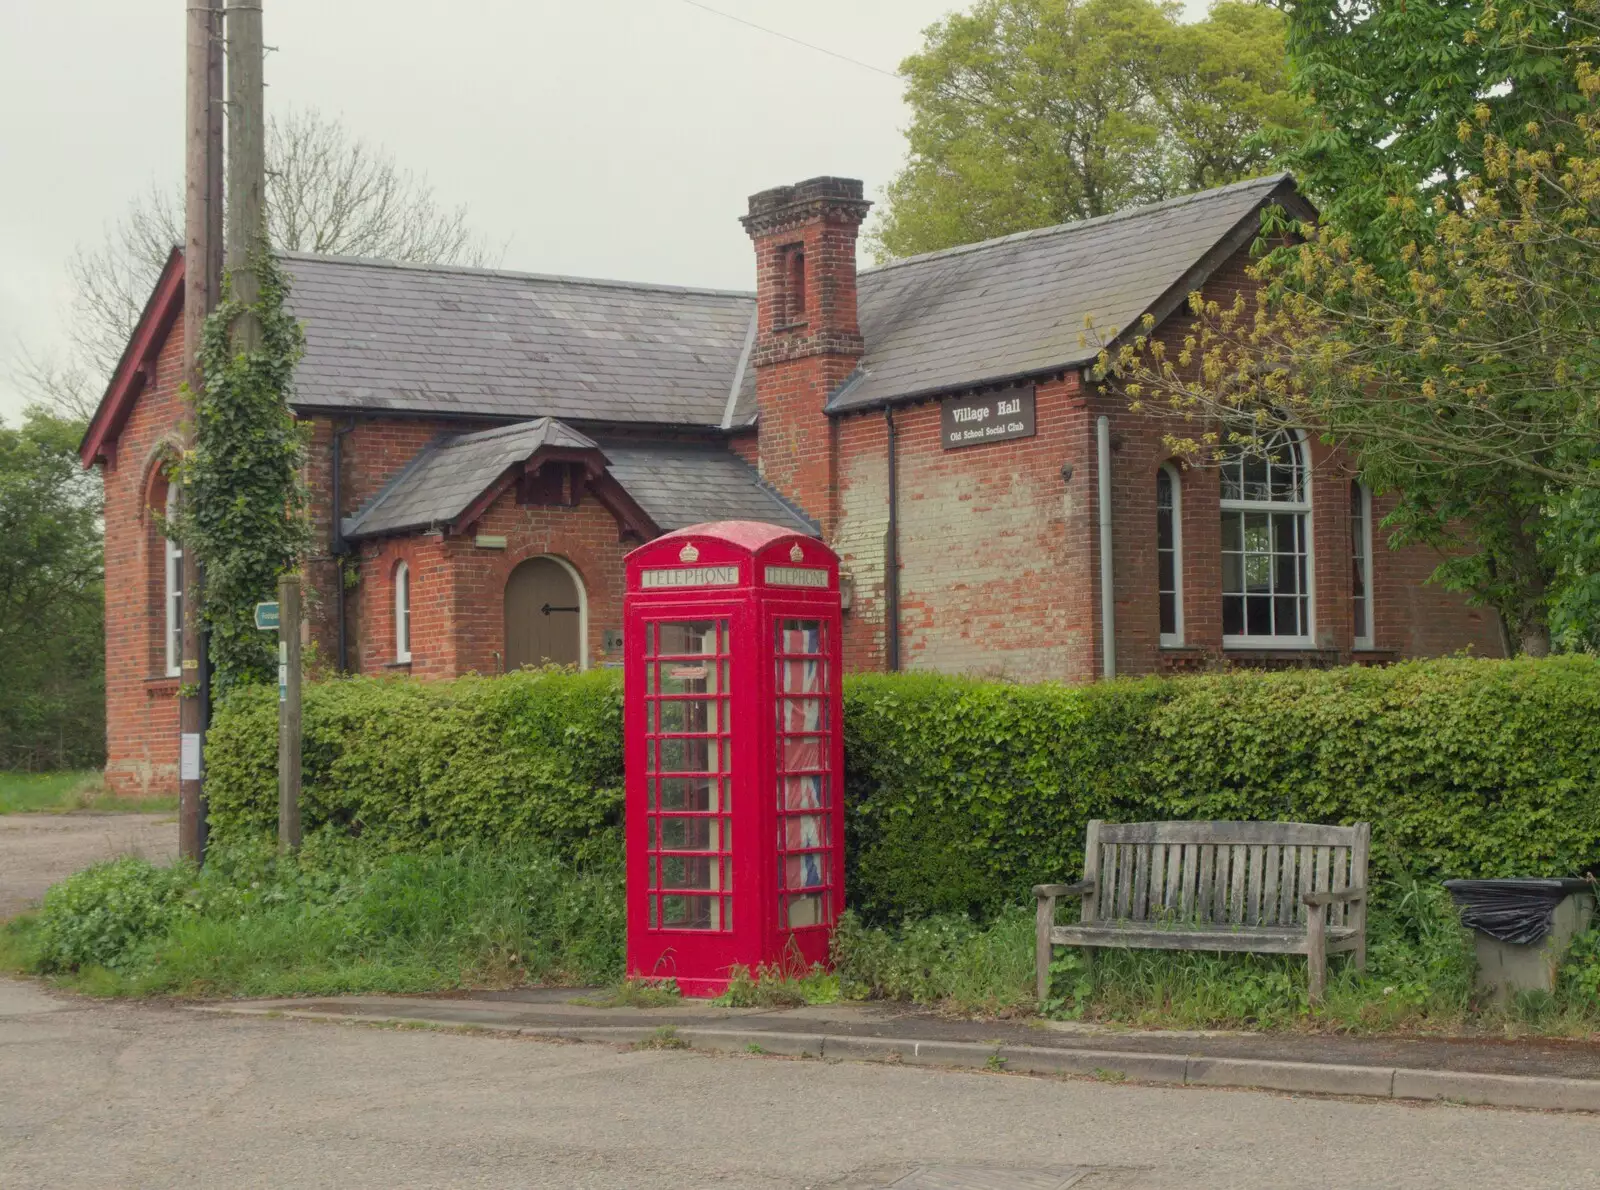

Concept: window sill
[[145, 675, 180, 696], [385, 659, 413, 670], [1222, 646, 1343, 671], [1223, 638, 1318, 650]]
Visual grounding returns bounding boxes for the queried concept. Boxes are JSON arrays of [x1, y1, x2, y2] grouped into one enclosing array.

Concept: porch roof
[[342, 418, 813, 541]]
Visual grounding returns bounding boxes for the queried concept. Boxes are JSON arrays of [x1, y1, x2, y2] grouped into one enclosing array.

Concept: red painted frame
[[624, 521, 844, 997]]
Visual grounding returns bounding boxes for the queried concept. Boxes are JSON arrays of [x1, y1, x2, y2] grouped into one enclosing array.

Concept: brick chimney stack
[[741, 177, 872, 537]]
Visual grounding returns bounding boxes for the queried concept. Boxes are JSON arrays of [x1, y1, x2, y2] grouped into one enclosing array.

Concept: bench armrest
[[1034, 880, 1094, 900], [1302, 886, 1367, 908]]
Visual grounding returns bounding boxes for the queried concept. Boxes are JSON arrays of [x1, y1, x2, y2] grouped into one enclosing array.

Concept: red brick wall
[[100, 326, 187, 795], [744, 178, 871, 535], [826, 241, 1503, 682], [727, 430, 759, 468], [833, 374, 1098, 681], [1090, 245, 1503, 675], [303, 415, 462, 669], [349, 485, 631, 678]]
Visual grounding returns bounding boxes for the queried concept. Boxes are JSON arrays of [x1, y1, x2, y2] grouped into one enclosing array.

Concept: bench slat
[[1082, 821, 1103, 926], [1053, 924, 1360, 954], [1246, 844, 1265, 926], [1279, 846, 1297, 926], [1214, 841, 1231, 925], [1228, 844, 1245, 924], [1096, 821, 1362, 847], [1298, 845, 1315, 926], [1262, 844, 1281, 927], [1331, 846, 1348, 928]]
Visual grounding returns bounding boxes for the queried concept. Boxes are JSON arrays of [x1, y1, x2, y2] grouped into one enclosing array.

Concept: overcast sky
[[0, 0, 1204, 426]]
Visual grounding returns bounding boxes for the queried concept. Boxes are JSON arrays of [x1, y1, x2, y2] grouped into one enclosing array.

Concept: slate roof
[[281, 254, 757, 427], [342, 419, 813, 540], [342, 418, 599, 539], [829, 172, 1299, 412], [598, 441, 815, 534], [278, 174, 1296, 428]]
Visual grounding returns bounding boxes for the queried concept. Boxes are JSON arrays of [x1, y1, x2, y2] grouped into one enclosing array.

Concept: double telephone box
[[623, 521, 845, 996]]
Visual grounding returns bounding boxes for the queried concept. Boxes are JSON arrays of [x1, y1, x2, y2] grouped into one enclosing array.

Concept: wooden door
[[504, 557, 582, 669]]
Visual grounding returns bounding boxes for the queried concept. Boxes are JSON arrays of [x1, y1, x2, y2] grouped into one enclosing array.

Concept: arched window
[[1156, 464, 1183, 646], [165, 483, 183, 677], [1351, 481, 1374, 648], [394, 562, 411, 662], [1220, 426, 1312, 645]]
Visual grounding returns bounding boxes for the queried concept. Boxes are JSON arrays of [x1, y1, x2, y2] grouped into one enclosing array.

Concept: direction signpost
[[255, 584, 300, 852]]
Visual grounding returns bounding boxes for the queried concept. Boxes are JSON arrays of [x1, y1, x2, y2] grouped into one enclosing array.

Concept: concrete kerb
[[197, 1004, 1600, 1113]]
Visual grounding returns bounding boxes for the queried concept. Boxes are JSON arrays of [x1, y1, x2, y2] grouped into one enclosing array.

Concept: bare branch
[[11, 106, 500, 416]]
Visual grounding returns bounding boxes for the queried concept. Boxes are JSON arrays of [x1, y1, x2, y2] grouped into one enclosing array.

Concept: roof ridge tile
[[280, 250, 757, 301], [860, 171, 1291, 276]]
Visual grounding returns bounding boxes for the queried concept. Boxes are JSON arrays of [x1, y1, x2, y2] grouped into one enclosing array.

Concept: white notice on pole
[[180, 732, 202, 781]]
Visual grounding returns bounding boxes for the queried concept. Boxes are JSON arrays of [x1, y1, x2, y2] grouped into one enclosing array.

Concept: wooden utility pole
[[178, 0, 223, 862], [225, 0, 265, 341], [277, 575, 302, 853]]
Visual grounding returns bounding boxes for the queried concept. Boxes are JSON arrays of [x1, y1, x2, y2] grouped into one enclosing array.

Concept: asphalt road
[[3, 978, 1598, 1189], [0, 813, 177, 920]]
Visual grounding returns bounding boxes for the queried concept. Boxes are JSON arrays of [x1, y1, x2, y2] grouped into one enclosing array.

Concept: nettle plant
[[177, 249, 310, 693]]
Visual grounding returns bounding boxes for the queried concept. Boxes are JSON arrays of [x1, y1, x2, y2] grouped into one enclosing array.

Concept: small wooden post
[[278, 574, 302, 853], [1305, 898, 1327, 1005], [1035, 889, 1056, 1004]]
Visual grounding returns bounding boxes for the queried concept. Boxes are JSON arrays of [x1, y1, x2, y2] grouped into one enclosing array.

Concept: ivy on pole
[[177, 249, 310, 694]]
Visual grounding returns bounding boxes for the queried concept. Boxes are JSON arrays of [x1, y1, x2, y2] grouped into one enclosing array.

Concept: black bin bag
[[1443, 879, 1594, 946]]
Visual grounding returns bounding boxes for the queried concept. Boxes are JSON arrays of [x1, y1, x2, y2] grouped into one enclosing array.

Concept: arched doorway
[[504, 556, 585, 670]]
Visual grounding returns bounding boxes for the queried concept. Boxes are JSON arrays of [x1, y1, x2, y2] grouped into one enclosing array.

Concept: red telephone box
[[623, 521, 845, 997]]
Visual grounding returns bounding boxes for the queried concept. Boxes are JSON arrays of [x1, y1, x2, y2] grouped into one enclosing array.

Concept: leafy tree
[[871, 0, 1302, 258], [0, 410, 104, 768], [1278, 0, 1585, 268], [1097, 14, 1600, 655], [19, 108, 498, 420]]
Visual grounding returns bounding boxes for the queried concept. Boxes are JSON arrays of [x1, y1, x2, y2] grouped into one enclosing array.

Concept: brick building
[[81, 171, 1501, 794]]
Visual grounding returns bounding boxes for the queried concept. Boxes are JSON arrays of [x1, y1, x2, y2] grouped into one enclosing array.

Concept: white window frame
[[1352, 481, 1375, 649], [1220, 427, 1315, 649], [164, 484, 183, 677], [394, 561, 412, 663], [1157, 463, 1184, 647]]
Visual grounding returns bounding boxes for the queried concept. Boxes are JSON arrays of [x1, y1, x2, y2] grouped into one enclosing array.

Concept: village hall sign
[[940, 384, 1037, 450]]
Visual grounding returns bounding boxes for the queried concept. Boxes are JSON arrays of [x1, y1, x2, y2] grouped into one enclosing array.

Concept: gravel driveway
[[0, 814, 178, 920]]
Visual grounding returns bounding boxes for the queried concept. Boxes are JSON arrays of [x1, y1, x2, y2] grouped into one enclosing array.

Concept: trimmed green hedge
[[206, 659, 1600, 922], [845, 659, 1600, 921], [205, 668, 622, 860]]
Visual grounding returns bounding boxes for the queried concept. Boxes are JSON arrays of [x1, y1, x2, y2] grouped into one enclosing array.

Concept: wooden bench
[[1035, 820, 1371, 1003]]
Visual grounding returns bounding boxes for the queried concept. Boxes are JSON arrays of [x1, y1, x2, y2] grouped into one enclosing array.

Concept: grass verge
[[0, 770, 177, 814], [832, 876, 1600, 1036], [5, 834, 624, 999]]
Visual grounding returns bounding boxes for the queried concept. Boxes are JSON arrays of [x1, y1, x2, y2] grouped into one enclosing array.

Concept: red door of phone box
[[623, 521, 845, 997]]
